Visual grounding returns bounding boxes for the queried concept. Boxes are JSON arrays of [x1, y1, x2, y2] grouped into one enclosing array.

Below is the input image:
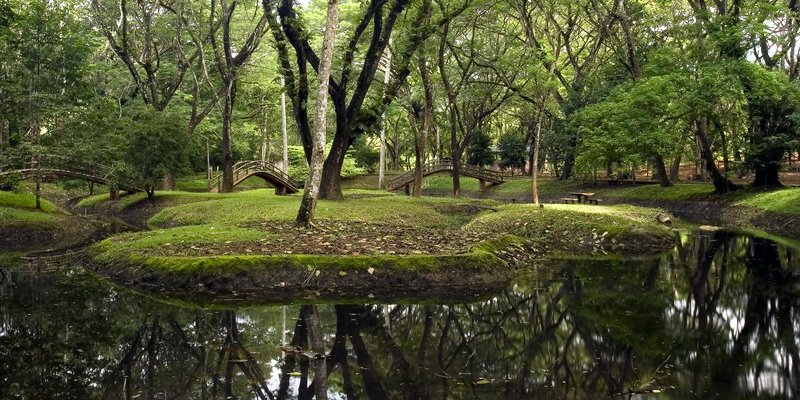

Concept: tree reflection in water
[[0, 231, 798, 399]]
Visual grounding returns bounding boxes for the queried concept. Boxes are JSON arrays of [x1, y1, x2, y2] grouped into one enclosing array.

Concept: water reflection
[[0, 231, 798, 399]]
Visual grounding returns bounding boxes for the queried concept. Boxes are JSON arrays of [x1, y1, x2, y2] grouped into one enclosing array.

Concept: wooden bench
[[587, 198, 602, 205], [562, 197, 577, 204]]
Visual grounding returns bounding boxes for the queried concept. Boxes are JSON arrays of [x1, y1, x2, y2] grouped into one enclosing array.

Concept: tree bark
[[412, 44, 433, 197], [669, 156, 681, 181], [695, 117, 738, 193], [274, 0, 443, 200], [281, 76, 289, 173], [297, 0, 338, 225], [379, 40, 393, 190], [652, 154, 671, 187], [220, 78, 236, 193]]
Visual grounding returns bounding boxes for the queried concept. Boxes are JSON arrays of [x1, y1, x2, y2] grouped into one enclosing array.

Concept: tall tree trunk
[[559, 144, 576, 181], [281, 76, 289, 173], [412, 45, 433, 197], [531, 102, 546, 204], [378, 40, 392, 190], [695, 117, 738, 193], [533, 47, 558, 203], [434, 125, 441, 159], [297, 0, 338, 225], [318, 130, 347, 200], [220, 78, 236, 193], [669, 156, 681, 181], [753, 163, 782, 187], [449, 109, 461, 197], [652, 154, 671, 187]]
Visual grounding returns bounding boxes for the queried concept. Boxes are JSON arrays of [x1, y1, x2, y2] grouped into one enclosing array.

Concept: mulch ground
[[152, 220, 503, 257]]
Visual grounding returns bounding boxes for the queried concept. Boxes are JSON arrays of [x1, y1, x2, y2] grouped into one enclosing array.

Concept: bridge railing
[[209, 160, 298, 191], [0, 153, 141, 190], [387, 159, 506, 189]]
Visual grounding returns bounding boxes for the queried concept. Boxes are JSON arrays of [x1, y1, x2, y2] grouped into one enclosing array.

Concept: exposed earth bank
[[615, 199, 800, 239]]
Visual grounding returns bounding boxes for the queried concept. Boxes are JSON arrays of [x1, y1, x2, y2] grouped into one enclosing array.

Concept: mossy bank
[[0, 191, 99, 252], [85, 190, 676, 300]]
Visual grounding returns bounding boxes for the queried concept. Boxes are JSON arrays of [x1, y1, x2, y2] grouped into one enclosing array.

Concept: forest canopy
[[1, 0, 798, 198]]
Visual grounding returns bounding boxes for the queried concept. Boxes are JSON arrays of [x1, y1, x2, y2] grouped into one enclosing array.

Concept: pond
[[1, 230, 799, 399]]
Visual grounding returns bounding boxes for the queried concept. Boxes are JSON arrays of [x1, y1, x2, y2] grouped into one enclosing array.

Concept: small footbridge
[[387, 159, 506, 191], [208, 160, 299, 194], [0, 154, 143, 193]]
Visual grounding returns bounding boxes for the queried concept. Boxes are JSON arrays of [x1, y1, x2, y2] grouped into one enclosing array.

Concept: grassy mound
[[466, 203, 674, 255], [0, 191, 96, 252], [87, 189, 677, 298]]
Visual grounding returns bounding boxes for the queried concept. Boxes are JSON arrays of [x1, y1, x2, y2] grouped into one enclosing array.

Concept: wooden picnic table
[[570, 192, 596, 204]]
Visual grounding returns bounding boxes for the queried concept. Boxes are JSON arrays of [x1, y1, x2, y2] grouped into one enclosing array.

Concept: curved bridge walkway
[[387, 159, 506, 192], [209, 160, 299, 195], [0, 154, 143, 193]]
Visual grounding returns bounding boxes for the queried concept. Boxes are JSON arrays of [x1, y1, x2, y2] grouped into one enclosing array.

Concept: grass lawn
[[733, 187, 800, 215], [0, 191, 58, 213], [596, 182, 715, 201], [0, 191, 63, 225]]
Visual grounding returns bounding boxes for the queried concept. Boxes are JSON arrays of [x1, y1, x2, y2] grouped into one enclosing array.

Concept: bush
[[287, 146, 364, 185]]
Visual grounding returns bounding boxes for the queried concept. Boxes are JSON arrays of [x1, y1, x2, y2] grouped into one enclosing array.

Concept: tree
[[267, 0, 459, 199], [0, 0, 92, 149], [512, 0, 619, 181], [208, 0, 268, 192], [125, 107, 190, 198], [467, 130, 494, 167], [351, 137, 380, 173], [90, 0, 222, 189], [296, 0, 338, 226], [497, 132, 527, 171], [437, 8, 512, 196], [740, 63, 800, 187], [573, 75, 691, 187]]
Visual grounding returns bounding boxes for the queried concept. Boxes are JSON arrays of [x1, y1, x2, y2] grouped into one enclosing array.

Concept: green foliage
[[738, 63, 800, 173], [0, 0, 94, 147], [496, 132, 527, 171], [123, 106, 192, 196], [467, 130, 495, 167], [351, 137, 380, 173], [287, 145, 364, 184], [573, 75, 691, 172]]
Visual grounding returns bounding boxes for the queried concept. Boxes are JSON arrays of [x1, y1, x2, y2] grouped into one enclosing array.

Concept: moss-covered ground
[[0, 190, 97, 252], [411, 173, 800, 219], [87, 188, 674, 294]]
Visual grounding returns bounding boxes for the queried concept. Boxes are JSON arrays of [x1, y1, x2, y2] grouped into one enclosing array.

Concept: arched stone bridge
[[209, 160, 299, 195], [387, 159, 507, 192]]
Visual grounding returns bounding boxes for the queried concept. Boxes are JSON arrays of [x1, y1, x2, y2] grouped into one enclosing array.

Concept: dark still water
[[1, 230, 799, 399]]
